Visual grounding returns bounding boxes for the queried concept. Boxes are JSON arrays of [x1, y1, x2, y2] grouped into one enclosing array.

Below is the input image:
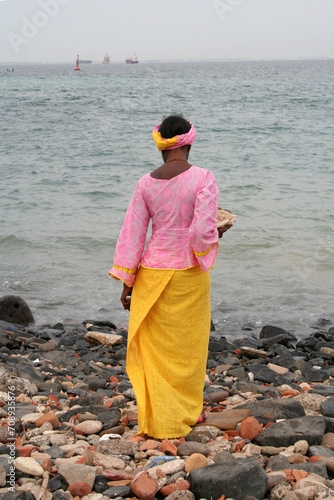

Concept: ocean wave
[[0, 235, 36, 249]]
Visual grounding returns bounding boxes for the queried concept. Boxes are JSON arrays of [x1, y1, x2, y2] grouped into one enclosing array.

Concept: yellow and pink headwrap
[[152, 122, 197, 151]]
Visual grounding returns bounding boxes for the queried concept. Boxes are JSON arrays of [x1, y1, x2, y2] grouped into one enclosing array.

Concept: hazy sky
[[0, 0, 333, 63]]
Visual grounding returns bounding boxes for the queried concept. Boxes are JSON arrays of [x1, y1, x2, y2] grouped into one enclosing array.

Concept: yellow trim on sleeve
[[193, 243, 217, 257], [112, 265, 137, 275]]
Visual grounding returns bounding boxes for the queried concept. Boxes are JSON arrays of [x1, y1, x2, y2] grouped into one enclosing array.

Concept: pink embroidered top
[[109, 165, 219, 287]]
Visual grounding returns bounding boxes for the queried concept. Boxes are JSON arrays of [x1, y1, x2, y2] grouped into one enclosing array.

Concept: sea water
[[0, 60, 333, 339]]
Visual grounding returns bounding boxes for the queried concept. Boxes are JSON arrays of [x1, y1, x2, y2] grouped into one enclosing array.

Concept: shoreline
[[1, 311, 334, 498]]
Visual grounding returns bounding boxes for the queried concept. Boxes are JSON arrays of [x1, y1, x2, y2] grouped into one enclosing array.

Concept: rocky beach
[[1, 296, 334, 500]]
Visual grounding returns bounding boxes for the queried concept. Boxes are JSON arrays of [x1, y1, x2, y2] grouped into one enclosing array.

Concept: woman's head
[[159, 115, 191, 139], [152, 115, 196, 153]]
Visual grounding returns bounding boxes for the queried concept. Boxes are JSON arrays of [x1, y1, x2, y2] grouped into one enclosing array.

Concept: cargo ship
[[102, 54, 110, 64], [126, 54, 139, 64], [78, 59, 92, 64]]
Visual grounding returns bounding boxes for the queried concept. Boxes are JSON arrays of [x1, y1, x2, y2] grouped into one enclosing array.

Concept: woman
[[109, 115, 231, 438]]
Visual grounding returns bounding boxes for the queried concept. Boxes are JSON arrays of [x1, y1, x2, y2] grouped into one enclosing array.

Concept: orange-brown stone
[[291, 469, 308, 481], [17, 446, 36, 457], [240, 416, 263, 441], [35, 412, 60, 429], [130, 435, 145, 443], [185, 453, 208, 473], [41, 458, 52, 472], [131, 471, 159, 500], [139, 439, 160, 451], [160, 479, 190, 496], [160, 439, 177, 456], [103, 469, 134, 481], [283, 469, 308, 483], [282, 390, 300, 397], [67, 482, 92, 497]]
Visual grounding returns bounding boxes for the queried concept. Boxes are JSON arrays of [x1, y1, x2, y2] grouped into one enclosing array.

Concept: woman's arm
[[109, 181, 150, 287], [189, 170, 220, 272]]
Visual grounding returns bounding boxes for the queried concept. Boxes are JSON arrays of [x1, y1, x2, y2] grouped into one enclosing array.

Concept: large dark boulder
[[0, 295, 34, 326], [259, 325, 297, 342], [240, 398, 305, 425], [97, 409, 122, 429], [188, 458, 267, 500], [321, 397, 334, 417], [254, 416, 326, 447], [302, 365, 329, 383]]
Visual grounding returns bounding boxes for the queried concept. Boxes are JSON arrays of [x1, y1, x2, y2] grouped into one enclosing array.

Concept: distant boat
[[75, 55, 80, 71], [126, 53, 139, 64], [102, 54, 110, 64], [79, 59, 92, 64]]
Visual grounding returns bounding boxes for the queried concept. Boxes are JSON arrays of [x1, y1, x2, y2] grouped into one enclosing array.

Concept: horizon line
[[1, 56, 333, 65]]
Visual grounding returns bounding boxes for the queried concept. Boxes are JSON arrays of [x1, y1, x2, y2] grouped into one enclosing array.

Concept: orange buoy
[[75, 54, 80, 71]]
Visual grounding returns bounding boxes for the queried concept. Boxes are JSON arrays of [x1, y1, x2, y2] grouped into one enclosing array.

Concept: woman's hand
[[120, 283, 132, 310], [218, 224, 233, 238]]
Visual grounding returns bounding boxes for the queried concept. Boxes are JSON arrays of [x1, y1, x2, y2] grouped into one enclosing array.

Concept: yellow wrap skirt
[[127, 264, 211, 439]]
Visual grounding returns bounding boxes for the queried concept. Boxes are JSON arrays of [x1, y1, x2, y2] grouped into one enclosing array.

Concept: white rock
[[92, 451, 125, 470], [60, 440, 91, 452], [84, 331, 123, 347], [15, 457, 44, 476], [320, 347, 334, 356], [75, 420, 103, 435], [242, 443, 262, 455], [226, 395, 245, 405], [299, 382, 311, 392], [267, 363, 289, 375], [99, 434, 122, 441], [40, 422, 53, 432], [49, 434, 68, 446], [0, 392, 9, 402], [145, 459, 185, 480], [58, 463, 97, 487], [294, 440, 309, 455], [193, 426, 221, 439], [239, 346, 268, 358], [276, 384, 293, 395], [106, 395, 125, 405], [79, 412, 97, 422], [82, 494, 104, 500], [21, 413, 44, 424]]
